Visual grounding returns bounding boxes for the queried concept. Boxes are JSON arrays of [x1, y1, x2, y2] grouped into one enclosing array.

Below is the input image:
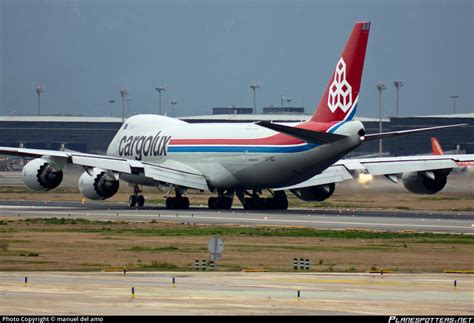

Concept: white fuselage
[[106, 115, 364, 190]]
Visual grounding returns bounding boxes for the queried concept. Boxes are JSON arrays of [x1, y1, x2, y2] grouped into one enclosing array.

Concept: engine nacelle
[[402, 170, 450, 195], [78, 169, 119, 200], [22, 158, 63, 191], [290, 183, 335, 202]]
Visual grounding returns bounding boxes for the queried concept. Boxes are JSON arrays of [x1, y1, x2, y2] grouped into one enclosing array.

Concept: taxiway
[[0, 200, 472, 234], [0, 272, 471, 315]]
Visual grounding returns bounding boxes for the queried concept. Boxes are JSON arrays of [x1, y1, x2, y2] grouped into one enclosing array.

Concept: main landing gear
[[208, 189, 234, 210], [237, 190, 288, 210], [129, 185, 145, 207], [165, 189, 190, 210]]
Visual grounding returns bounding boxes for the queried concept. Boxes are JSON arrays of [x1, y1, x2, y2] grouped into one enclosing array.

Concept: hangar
[[385, 114, 473, 155], [0, 116, 121, 154]]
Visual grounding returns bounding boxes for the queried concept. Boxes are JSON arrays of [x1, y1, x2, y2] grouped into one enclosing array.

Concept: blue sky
[[0, 0, 472, 118]]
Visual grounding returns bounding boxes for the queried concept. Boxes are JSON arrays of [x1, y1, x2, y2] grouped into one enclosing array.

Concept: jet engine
[[22, 158, 63, 191], [290, 183, 335, 202], [78, 169, 119, 200], [402, 169, 451, 195]]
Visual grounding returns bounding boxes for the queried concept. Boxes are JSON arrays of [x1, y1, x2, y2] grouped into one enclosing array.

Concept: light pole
[[35, 86, 45, 116], [170, 100, 177, 117], [249, 81, 260, 114], [285, 97, 292, 113], [155, 86, 166, 115], [376, 82, 386, 156], [119, 88, 128, 123], [393, 81, 403, 117], [450, 96, 459, 114], [108, 99, 115, 117]]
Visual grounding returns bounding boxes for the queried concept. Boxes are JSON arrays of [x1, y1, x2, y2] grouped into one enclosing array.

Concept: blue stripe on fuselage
[[168, 144, 318, 153], [327, 104, 357, 134]]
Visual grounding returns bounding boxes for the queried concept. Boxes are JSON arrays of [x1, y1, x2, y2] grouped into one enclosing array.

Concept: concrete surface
[[0, 272, 472, 315]]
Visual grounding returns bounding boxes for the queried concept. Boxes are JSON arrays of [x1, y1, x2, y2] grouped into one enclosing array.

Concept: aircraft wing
[[276, 154, 474, 190], [141, 160, 209, 191], [0, 147, 209, 191]]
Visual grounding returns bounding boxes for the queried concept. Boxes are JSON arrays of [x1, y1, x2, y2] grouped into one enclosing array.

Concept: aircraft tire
[[208, 197, 232, 209], [166, 197, 175, 209], [180, 197, 190, 209], [218, 197, 233, 209], [264, 197, 288, 210], [129, 195, 137, 207], [208, 197, 217, 209], [243, 197, 265, 210], [167, 197, 189, 209], [137, 195, 145, 207]]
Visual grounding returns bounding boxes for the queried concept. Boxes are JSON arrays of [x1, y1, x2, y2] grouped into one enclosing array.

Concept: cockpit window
[[123, 123, 128, 130]]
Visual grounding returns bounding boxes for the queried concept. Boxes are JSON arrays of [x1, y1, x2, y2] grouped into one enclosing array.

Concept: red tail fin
[[431, 137, 444, 155], [311, 21, 371, 123]]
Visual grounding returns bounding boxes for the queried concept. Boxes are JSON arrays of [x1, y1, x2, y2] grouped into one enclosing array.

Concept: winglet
[[255, 121, 346, 145]]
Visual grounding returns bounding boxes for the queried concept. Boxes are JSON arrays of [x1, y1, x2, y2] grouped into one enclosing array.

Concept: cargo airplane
[[1, 22, 473, 210]]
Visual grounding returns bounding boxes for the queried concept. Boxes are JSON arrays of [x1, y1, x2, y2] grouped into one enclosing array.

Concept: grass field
[[0, 173, 472, 273], [0, 218, 472, 273]]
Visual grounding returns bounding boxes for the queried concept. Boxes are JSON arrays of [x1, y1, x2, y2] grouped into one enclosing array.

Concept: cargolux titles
[[118, 131, 171, 160]]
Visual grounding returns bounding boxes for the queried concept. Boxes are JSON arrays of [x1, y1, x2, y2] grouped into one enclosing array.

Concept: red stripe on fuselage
[[169, 121, 337, 146], [170, 135, 302, 146]]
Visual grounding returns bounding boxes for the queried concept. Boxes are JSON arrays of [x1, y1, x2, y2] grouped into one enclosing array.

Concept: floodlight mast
[[376, 82, 387, 156], [108, 99, 116, 117], [170, 100, 177, 117], [249, 81, 260, 114], [450, 95, 459, 114], [35, 86, 45, 116], [155, 86, 166, 115], [119, 88, 128, 123], [393, 81, 403, 117], [285, 97, 292, 112]]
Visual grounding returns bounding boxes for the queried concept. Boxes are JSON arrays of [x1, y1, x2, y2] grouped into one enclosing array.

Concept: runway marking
[[0, 208, 471, 232], [0, 205, 84, 210], [160, 214, 471, 230]]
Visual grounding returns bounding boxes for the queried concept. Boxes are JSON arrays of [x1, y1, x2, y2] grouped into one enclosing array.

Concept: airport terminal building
[[0, 113, 472, 157], [0, 116, 122, 154], [384, 114, 474, 155]]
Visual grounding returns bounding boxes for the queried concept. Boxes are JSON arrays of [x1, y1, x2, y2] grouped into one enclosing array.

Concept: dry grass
[[0, 219, 472, 273]]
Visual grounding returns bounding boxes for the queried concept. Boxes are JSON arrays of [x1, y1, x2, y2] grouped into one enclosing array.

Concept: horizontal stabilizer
[[363, 124, 468, 142], [255, 121, 347, 145]]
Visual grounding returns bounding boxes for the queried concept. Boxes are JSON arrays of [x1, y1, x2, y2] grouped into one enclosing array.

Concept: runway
[[0, 272, 471, 315], [0, 200, 473, 234]]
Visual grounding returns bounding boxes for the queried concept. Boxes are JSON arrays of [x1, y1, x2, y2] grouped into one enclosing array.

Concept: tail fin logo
[[327, 58, 353, 113]]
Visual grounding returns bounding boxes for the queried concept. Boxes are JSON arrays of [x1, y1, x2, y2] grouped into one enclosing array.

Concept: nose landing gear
[[129, 185, 145, 207]]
